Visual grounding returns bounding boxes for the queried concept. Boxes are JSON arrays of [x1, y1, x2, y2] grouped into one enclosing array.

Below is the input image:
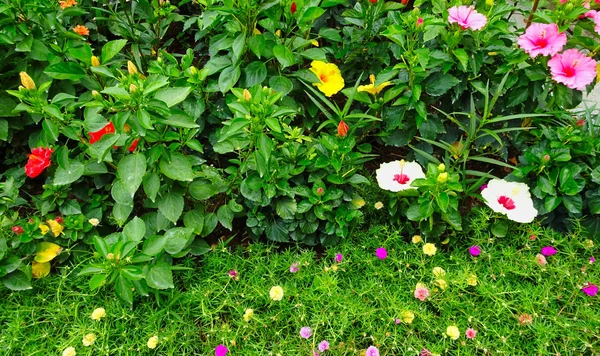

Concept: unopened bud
[[438, 163, 445, 172], [91, 56, 100, 67], [486, 0, 494, 6], [338, 120, 349, 137], [316, 187, 324, 195], [123, 123, 131, 132], [127, 60, 138, 75], [437, 172, 448, 184], [542, 154, 550, 162], [242, 89, 252, 101], [576, 119, 585, 127], [107, 253, 115, 260], [129, 84, 137, 92], [91, 90, 101, 99], [190, 66, 198, 75], [19, 72, 36, 90]]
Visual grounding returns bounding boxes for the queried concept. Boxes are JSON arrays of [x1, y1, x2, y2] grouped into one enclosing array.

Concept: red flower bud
[[337, 120, 349, 137], [401, 0, 409, 5], [55, 216, 64, 224], [369, 0, 377, 3], [25, 147, 54, 178], [128, 138, 139, 152], [89, 122, 116, 144], [291, 1, 297, 14], [11, 226, 24, 235], [317, 187, 324, 195], [417, 18, 424, 26], [576, 119, 585, 127]]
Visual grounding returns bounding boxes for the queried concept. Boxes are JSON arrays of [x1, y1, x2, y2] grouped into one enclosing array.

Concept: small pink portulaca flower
[[215, 344, 228, 356], [541, 246, 557, 256], [465, 328, 477, 339], [395, 318, 401, 324], [548, 49, 597, 90], [300, 326, 312, 339], [318, 340, 330, 352], [417, 17, 424, 26], [535, 253, 547, 266], [469, 246, 481, 256], [582, 283, 598, 296], [447, 6, 487, 31], [335, 253, 343, 263], [290, 262, 300, 273], [366, 346, 380, 356], [228, 270, 238, 280], [376, 247, 387, 260], [590, 256, 596, 264], [414, 284, 430, 301], [420, 349, 432, 356]]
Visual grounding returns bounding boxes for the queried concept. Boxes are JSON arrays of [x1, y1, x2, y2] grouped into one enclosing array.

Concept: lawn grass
[[1, 221, 599, 355]]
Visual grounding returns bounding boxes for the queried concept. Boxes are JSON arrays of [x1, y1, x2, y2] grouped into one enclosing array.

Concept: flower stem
[[525, 0, 540, 28]]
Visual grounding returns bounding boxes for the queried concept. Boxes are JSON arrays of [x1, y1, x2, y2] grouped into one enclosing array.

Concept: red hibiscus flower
[[89, 122, 116, 144], [25, 147, 54, 178]]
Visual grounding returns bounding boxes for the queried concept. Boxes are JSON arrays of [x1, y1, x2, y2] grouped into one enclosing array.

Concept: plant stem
[[525, 0, 540, 28]]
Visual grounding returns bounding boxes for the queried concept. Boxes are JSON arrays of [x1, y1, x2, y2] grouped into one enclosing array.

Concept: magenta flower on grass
[[517, 23, 566, 58], [395, 318, 401, 324], [469, 246, 481, 256], [335, 253, 343, 263], [582, 283, 598, 296], [448, 6, 487, 30], [541, 246, 557, 256], [215, 344, 228, 356], [366, 346, 380, 356], [590, 256, 595, 264], [376, 247, 388, 260], [548, 49, 597, 90], [300, 326, 312, 339], [228, 269, 237, 278], [318, 340, 330, 352], [290, 262, 300, 273], [420, 349, 433, 356], [465, 328, 477, 339]]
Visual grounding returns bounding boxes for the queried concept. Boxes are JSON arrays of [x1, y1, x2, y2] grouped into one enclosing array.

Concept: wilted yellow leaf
[[34, 242, 63, 263], [450, 141, 465, 159], [32, 261, 50, 278]]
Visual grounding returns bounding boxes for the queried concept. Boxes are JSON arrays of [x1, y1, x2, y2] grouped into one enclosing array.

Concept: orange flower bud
[[337, 120, 349, 137]]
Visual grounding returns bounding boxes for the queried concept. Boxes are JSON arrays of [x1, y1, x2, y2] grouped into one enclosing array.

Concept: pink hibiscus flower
[[548, 49, 597, 90], [448, 6, 487, 31], [517, 23, 566, 58]]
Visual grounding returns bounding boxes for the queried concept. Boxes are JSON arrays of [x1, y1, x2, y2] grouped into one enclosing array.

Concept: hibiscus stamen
[[393, 174, 410, 184]]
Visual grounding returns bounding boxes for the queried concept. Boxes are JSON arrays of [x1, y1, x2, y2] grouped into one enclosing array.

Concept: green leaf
[[53, 160, 84, 186], [301, 48, 327, 61], [276, 197, 298, 219], [118, 154, 146, 197], [563, 195, 583, 215], [115, 275, 133, 305], [1, 270, 32, 291], [424, 73, 460, 96], [163, 227, 194, 255], [189, 238, 211, 256], [218, 65, 241, 93], [146, 264, 174, 289], [452, 48, 469, 71], [159, 153, 194, 181], [189, 178, 218, 201], [143, 172, 160, 202], [123, 217, 146, 242], [300, 7, 326, 22], [248, 35, 265, 58], [491, 220, 509, 237], [102, 39, 128, 63], [101, 86, 131, 100], [89, 274, 107, 290], [157, 192, 184, 224], [44, 62, 86, 81], [42, 119, 59, 142], [217, 204, 234, 230], [269, 76, 293, 96], [142, 235, 166, 256], [154, 87, 192, 107], [244, 61, 267, 87], [202, 213, 218, 237], [273, 45, 296, 69], [113, 203, 133, 226], [184, 209, 205, 235]]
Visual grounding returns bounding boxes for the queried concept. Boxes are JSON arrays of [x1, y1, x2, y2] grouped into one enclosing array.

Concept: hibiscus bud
[[55, 216, 64, 224], [486, 0, 494, 6], [243, 88, 252, 101], [107, 253, 115, 260], [401, 0, 408, 5], [11, 226, 24, 235], [91, 56, 100, 67], [338, 120, 349, 137], [19, 72, 36, 90], [91, 90, 101, 99], [316, 187, 324, 195], [369, 0, 377, 3], [417, 17, 424, 26], [190, 66, 198, 75], [576, 119, 585, 127], [542, 154, 550, 162], [290, 1, 297, 14], [438, 163, 445, 172], [127, 60, 138, 75], [129, 84, 138, 92], [436, 172, 448, 184]]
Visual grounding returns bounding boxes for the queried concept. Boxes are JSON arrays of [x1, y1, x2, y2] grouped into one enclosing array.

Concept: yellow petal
[[32, 261, 51, 278], [39, 223, 50, 235], [311, 40, 319, 47], [47, 219, 64, 237], [34, 242, 63, 263]]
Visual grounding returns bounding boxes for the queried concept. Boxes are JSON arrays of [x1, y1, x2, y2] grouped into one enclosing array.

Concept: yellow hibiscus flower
[[357, 74, 392, 95], [309, 61, 345, 97]]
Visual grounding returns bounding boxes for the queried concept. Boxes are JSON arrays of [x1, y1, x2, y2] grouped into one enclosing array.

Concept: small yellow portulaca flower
[[269, 285, 284, 301], [374, 201, 384, 210], [62, 346, 76, 356], [91, 307, 106, 321], [82, 333, 97, 347], [412, 235, 422, 244], [401, 310, 415, 324], [357, 74, 392, 96], [435, 279, 448, 290], [423, 243, 437, 256], [467, 273, 478, 286], [20, 71, 36, 90], [432, 267, 446, 278], [47, 219, 64, 237], [331, 265, 338, 271], [147, 335, 159, 349], [243, 308, 254, 322], [88, 218, 100, 226], [584, 239, 594, 248], [446, 325, 460, 340], [39, 223, 50, 235]]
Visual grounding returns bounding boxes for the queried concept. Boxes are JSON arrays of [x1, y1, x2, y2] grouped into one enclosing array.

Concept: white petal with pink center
[[376, 160, 425, 192], [481, 179, 538, 223]]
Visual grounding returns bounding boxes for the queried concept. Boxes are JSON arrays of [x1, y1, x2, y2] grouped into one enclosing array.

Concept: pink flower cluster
[[518, 22, 597, 90]]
